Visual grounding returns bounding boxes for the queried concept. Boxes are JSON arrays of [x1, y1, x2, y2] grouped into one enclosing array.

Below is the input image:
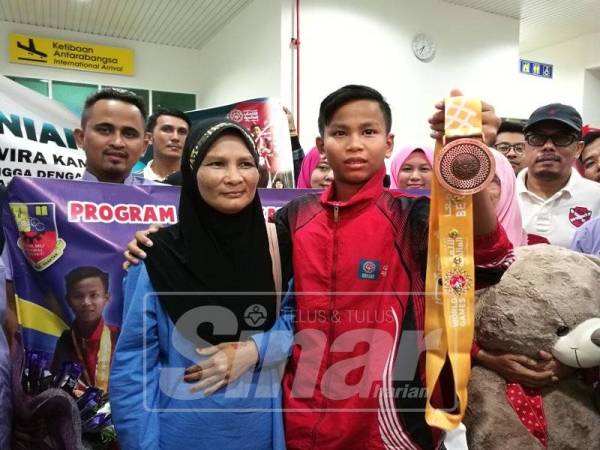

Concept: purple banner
[[4, 177, 180, 357]]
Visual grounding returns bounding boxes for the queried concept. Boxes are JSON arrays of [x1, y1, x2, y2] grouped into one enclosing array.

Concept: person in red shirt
[[51, 266, 119, 391], [276, 85, 513, 450]]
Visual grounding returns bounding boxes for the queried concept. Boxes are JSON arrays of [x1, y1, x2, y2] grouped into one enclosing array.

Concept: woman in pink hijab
[[489, 149, 529, 248], [297, 147, 333, 189], [389, 145, 435, 190]]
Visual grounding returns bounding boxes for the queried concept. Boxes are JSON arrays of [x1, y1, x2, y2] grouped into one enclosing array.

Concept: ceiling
[[0, 1, 598, 52], [443, 0, 600, 52], [0, 0, 252, 50]]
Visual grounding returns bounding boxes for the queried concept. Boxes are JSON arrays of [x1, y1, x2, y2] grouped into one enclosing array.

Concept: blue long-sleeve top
[[109, 263, 295, 450]]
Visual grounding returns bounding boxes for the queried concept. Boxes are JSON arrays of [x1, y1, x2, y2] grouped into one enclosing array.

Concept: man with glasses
[[516, 103, 600, 247], [494, 119, 526, 175]]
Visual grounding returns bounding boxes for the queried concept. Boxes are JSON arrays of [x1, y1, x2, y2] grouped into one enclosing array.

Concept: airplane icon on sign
[[16, 38, 47, 62]]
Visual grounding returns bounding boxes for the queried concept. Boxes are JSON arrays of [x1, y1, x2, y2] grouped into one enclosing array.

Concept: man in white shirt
[[140, 108, 190, 182], [516, 103, 600, 247]]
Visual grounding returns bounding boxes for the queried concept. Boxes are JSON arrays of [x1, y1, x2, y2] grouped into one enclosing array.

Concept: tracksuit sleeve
[[109, 264, 161, 450], [473, 222, 514, 288]]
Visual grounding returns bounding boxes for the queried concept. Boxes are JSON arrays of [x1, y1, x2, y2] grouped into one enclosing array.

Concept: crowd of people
[[1, 84, 599, 449]]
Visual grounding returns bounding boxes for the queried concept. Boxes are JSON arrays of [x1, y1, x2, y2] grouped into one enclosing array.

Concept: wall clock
[[412, 33, 436, 62]]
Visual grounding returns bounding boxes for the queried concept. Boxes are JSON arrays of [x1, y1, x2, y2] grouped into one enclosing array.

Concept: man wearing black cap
[[516, 103, 600, 247]]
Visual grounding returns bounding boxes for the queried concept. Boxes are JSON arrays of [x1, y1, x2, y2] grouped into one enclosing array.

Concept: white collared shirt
[[517, 168, 600, 247], [139, 160, 174, 182]]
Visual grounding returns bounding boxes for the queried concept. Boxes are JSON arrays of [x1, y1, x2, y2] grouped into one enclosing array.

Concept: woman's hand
[[122, 223, 161, 270], [477, 349, 558, 387], [537, 350, 576, 381], [183, 341, 259, 395], [429, 88, 500, 146]]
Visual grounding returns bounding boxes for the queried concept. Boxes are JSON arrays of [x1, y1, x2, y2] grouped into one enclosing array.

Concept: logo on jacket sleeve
[[568, 206, 592, 228], [358, 259, 380, 280]]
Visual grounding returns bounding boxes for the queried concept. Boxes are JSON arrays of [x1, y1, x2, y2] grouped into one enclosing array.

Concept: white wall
[[583, 68, 600, 126], [0, 19, 203, 103], [520, 37, 587, 118], [193, 0, 283, 109], [293, 0, 522, 150], [190, 0, 529, 151], [521, 32, 600, 125]]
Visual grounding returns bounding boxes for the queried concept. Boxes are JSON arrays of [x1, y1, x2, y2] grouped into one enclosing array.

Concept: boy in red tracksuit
[[275, 85, 513, 450]]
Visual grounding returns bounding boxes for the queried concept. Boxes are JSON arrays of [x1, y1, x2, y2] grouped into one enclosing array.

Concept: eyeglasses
[[495, 142, 525, 155], [525, 133, 579, 147]]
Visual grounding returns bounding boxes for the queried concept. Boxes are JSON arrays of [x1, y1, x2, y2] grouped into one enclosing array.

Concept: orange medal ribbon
[[425, 97, 494, 430]]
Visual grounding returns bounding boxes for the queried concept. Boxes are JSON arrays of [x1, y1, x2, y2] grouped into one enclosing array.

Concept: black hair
[[146, 107, 191, 133], [497, 118, 526, 135], [581, 131, 600, 161], [65, 266, 109, 298], [584, 131, 600, 147], [81, 88, 147, 128], [318, 85, 392, 135]]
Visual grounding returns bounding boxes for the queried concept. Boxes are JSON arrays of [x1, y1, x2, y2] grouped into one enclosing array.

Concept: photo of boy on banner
[[51, 266, 119, 392]]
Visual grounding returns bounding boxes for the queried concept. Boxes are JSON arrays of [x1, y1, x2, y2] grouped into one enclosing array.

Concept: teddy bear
[[464, 245, 600, 450]]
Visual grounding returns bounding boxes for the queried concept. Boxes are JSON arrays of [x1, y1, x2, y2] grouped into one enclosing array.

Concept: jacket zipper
[[310, 204, 340, 448]]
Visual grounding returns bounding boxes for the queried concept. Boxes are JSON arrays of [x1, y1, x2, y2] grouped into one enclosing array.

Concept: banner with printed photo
[[0, 76, 86, 186], [2, 177, 311, 386], [187, 98, 294, 188], [3, 178, 180, 367]]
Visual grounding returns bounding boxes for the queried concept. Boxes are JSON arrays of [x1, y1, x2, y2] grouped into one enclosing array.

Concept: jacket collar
[[320, 166, 386, 212]]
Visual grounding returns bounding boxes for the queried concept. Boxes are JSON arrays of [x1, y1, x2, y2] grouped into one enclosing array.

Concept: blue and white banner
[[0, 76, 85, 186]]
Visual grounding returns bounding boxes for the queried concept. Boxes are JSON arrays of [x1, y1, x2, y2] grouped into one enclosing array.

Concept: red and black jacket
[[275, 167, 513, 450]]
